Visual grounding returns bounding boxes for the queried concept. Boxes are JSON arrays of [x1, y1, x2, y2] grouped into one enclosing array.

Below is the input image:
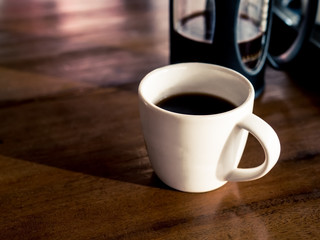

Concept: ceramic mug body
[[139, 63, 280, 193]]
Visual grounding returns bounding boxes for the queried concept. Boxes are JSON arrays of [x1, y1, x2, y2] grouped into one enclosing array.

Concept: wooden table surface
[[1, 0, 320, 239]]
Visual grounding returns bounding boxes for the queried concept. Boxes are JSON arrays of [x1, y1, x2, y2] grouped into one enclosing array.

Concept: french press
[[169, 0, 273, 96]]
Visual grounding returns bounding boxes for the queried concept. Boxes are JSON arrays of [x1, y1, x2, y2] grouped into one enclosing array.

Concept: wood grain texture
[[0, 0, 320, 239]]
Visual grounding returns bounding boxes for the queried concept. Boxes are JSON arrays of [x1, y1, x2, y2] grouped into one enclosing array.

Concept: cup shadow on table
[[0, 83, 172, 190]]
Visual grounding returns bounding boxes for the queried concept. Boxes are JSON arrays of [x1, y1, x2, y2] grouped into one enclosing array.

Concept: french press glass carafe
[[170, 0, 273, 96]]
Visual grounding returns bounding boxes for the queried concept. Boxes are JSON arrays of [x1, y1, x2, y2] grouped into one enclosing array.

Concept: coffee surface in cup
[[156, 93, 236, 115]]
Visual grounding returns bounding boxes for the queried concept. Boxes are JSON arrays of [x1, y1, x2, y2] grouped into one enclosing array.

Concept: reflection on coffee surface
[[156, 93, 236, 115]]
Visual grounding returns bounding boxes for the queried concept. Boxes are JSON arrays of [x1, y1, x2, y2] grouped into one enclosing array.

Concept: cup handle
[[225, 114, 280, 182]]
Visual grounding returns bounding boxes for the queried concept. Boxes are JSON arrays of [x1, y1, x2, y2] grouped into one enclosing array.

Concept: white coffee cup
[[139, 63, 280, 193]]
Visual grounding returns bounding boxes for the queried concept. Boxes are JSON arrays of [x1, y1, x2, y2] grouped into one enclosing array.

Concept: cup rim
[[138, 62, 255, 119]]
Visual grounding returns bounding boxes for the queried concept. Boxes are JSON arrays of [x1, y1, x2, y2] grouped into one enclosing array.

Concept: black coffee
[[170, 12, 264, 69], [156, 93, 236, 115]]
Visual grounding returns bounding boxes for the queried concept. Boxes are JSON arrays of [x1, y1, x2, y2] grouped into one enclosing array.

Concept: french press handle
[[267, 0, 318, 69]]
